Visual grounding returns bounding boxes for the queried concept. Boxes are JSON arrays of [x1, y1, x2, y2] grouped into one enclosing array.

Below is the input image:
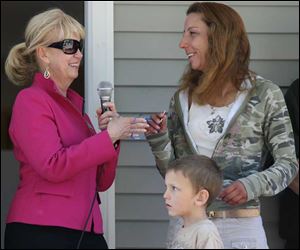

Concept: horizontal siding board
[[251, 61, 299, 86], [115, 86, 176, 113], [238, 6, 299, 34], [116, 221, 169, 248], [115, 59, 186, 87], [115, 5, 299, 33], [114, 84, 291, 113], [115, 59, 299, 87], [116, 167, 164, 194], [115, 33, 299, 60], [119, 141, 155, 166], [116, 194, 168, 220], [115, 4, 185, 33]]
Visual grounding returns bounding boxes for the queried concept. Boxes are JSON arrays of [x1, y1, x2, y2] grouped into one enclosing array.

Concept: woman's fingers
[[98, 111, 120, 131], [220, 181, 248, 205], [148, 119, 161, 130], [96, 108, 102, 118], [102, 102, 117, 112], [96, 102, 117, 119], [99, 111, 119, 122], [130, 119, 149, 133], [151, 114, 164, 125], [130, 117, 148, 124], [145, 127, 159, 135], [145, 112, 167, 134]]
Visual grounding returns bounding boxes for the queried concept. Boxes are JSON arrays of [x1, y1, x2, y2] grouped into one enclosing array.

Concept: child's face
[[164, 170, 198, 217]]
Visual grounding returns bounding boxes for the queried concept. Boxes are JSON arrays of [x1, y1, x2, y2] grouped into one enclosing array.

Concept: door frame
[[84, 1, 115, 248]]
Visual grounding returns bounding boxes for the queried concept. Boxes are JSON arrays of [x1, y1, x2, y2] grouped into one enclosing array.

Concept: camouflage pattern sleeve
[[146, 132, 173, 177], [147, 91, 196, 177], [239, 82, 299, 201], [146, 95, 177, 177], [170, 91, 195, 158]]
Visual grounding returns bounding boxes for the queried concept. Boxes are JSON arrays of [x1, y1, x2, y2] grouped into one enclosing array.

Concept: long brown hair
[[179, 2, 255, 105]]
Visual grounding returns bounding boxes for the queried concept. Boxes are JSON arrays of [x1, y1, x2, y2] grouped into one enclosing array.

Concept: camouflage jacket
[[147, 76, 298, 211]]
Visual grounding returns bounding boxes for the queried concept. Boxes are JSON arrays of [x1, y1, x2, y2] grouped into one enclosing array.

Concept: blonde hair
[[179, 2, 255, 105], [5, 8, 85, 86]]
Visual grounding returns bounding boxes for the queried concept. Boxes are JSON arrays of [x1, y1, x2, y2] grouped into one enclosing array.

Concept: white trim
[[84, 1, 115, 248]]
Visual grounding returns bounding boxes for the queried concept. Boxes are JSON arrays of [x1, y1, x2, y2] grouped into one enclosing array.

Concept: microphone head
[[97, 81, 113, 101]]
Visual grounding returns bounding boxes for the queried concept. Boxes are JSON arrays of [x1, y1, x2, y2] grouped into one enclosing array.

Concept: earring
[[43, 67, 50, 79]]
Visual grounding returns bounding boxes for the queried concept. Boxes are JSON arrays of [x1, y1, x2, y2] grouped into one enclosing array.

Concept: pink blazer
[[7, 73, 119, 234]]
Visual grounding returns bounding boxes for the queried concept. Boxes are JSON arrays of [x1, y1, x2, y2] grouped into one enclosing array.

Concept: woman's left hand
[[96, 102, 119, 130], [218, 181, 248, 205]]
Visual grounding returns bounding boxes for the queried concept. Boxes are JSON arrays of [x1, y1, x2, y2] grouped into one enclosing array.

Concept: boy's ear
[[194, 189, 209, 207]]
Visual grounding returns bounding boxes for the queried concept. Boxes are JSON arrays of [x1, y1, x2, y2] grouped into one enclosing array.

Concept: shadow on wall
[[260, 196, 285, 249], [1, 151, 19, 248], [1, 106, 13, 150]]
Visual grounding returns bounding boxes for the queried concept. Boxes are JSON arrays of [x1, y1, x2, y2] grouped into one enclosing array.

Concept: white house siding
[[114, 1, 299, 248]]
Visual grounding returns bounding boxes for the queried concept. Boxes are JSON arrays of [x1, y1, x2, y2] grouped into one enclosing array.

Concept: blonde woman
[[4, 8, 148, 249]]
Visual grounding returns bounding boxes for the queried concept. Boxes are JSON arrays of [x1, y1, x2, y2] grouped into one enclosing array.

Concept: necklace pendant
[[210, 107, 216, 115]]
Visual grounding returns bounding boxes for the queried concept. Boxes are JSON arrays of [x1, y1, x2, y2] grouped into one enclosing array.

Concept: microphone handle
[[100, 98, 110, 113]]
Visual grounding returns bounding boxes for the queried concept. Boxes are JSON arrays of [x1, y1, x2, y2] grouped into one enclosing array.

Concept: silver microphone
[[97, 81, 113, 113]]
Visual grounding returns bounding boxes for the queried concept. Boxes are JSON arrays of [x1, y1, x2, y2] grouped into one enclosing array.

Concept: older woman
[[146, 2, 298, 249], [4, 8, 148, 249]]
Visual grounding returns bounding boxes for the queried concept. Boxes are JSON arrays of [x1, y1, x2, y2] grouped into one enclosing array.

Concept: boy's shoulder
[[190, 219, 218, 233], [167, 218, 223, 249], [190, 219, 224, 249]]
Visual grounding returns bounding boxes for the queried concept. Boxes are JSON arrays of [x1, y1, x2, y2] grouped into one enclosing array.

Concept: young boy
[[164, 155, 224, 249]]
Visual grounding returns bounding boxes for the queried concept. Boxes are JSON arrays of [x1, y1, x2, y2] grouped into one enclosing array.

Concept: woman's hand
[[218, 181, 248, 205], [96, 102, 119, 130], [289, 172, 299, 195], [107, 116, 149, 143], [145, 111, 167, 135]]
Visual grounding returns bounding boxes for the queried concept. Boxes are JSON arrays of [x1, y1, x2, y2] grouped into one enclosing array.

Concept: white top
[[166, 218, 224, 249], [188, 101, 234, 157], [179, 83, 250, 157]]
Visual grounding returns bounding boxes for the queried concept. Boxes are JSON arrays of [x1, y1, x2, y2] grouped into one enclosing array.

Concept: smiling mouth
[[69, 63, 80, 67], [187, 53, 195, 58]]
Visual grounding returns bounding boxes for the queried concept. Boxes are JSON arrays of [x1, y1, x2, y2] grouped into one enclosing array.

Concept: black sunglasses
[[48, 39, 83, 55]]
